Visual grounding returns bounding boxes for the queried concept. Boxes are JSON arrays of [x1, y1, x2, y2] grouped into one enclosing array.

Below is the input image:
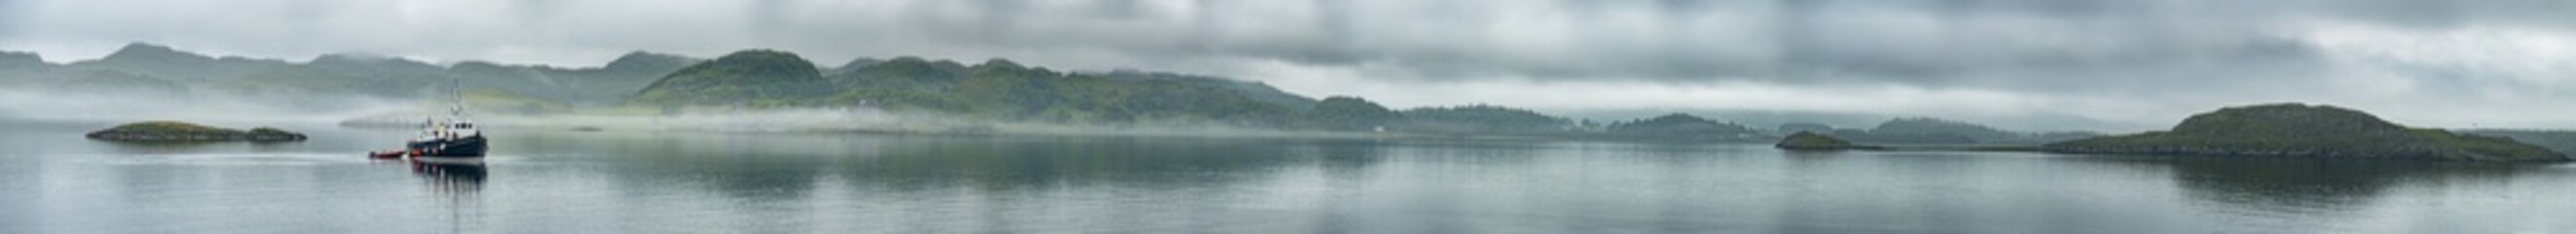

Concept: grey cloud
[[0, 0, 17, 33], [779, 0, 2539, 91], [6, 0, 2568, 81]]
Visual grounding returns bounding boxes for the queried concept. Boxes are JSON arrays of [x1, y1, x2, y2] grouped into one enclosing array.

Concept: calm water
[[5, 122, 2576, 233]]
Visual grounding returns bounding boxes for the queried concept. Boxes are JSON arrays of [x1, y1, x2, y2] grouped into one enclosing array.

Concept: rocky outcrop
[[86, 121, 308, 141]]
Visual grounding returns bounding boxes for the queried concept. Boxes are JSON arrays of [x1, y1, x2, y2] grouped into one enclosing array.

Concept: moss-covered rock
[[86, 121, 307, 141], [2043, 103, 2568, 162]]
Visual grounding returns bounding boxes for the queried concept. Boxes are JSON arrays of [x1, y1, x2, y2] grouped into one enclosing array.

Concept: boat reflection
[[373, 157, 488, 232], [377, 157, 486, 194]]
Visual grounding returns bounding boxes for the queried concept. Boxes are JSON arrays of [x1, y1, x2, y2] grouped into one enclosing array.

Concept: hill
[[2044, 103, 2569, 162], [0, 52, 43, 69], [622, 53, 1304, 126], [2, 43, 699, 107], [69, 43, 289, 82], [2457, 130, 2576, 155], [1829, 118, 2101, 144], [1096, 70, 1318, 111], [824, 58, 1297, 125], [628, 50, 832, 105], [4, 43, 1324, 128], [1604, 113, 1761, 141], [1776, 132, 1876, 150], [1299, 97, 1403, 131], [1400, 104, 1572, 135]]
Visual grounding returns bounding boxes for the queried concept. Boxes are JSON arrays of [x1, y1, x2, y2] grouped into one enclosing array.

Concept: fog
[[0, 86, 416, 127], [5, 0, 2575, 131]]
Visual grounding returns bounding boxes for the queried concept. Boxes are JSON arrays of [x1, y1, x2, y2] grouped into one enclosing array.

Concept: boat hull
[[406, 136, 488, 158]]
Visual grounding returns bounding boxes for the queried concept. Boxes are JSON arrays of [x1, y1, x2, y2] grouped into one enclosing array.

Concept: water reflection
[[375, 158, 486, 195], [2080, 157, 2550, 228], [391, 159, 487, 233], [93, 141, 231, 154], [1310, 139, 1390, 179], [827, 136, 1379, 190], [411, 160, 486, 194], [530, 135, 1396, 202], [22, 123, 2576, 233], [2168, 160, 2527, 210]]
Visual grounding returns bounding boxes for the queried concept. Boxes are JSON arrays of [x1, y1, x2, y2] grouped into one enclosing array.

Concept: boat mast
[[447, 74, 465, 119]]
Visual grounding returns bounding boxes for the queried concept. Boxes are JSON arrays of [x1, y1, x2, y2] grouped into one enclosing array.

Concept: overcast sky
[[4, 0, 2574, 131]]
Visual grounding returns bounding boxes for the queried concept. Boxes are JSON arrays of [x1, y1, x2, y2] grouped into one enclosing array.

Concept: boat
[[369, 108, 487, 159], [369, 76, 488, 159], [411, 117, 487, 158]]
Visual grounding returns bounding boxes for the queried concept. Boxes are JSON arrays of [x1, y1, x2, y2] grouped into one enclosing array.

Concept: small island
[[86, 121, 309, 142], [1775, 132, 1882, 150], [2042, 103, 2570, 162]]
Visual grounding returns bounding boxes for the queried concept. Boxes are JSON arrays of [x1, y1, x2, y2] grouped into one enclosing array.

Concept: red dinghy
[[368, 149, 410, 159]]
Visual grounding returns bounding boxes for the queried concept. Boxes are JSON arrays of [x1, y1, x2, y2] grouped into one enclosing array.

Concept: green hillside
[[1400, 104, 1571, 134], [4, 43, 1322, 128], [6, 43, 696, 106], [1829, 118, 2101, 144], [1604, 113, 1761, 141], [830, 58, 1297, 125], [1776, 132, 1873, 150], [2458, 130, 2576, 155], [628, 53, 1303, 126], [628, 50, 832, 106], [2044, 103, 2568, 162], [85, 121, 307, 141], [1097, 70, 1318, 111], [1300, 97, 1402, 131]]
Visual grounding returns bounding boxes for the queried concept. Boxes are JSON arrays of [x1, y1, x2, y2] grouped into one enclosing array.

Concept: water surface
[[4, 123, 2573, 233]]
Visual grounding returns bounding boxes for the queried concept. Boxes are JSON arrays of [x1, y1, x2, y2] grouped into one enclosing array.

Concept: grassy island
[[2042, 103, 2568, 162], [1775, 132, 1881, 150], [86, 121, 308, 142]]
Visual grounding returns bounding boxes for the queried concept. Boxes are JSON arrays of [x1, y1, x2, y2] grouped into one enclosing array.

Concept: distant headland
[[1775, 103, 2572, 163], [2042, 103, 2568, 162]]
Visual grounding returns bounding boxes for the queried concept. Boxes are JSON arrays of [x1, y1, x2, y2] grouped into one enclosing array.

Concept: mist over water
[[0, 83, 902, 135], [0, 86, 417, 126]]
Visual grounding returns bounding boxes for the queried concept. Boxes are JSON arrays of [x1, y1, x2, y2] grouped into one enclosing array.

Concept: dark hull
[[406, 136, 488, 158]]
